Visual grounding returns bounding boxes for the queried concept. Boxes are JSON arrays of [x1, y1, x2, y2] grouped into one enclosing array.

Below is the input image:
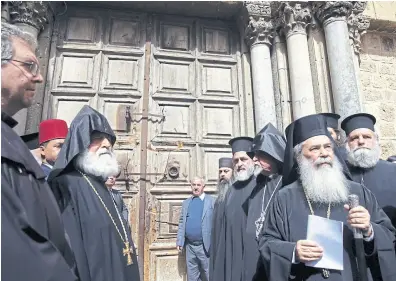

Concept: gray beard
[[297, 154, 349, 204], [234, 164, 254, 182], [216, 179, 232, 203], [346, 142, 380, 169], [74, 149, 119, 180], [253, 165, 263, 177]]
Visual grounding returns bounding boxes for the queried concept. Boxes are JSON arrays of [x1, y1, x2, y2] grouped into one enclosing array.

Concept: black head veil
[[282, 114, 351, 187], [48, 105, 116, 182], [252, 123, 286, 166]]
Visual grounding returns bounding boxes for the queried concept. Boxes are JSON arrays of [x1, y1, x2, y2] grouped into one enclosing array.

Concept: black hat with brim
[[341, 113, 376, 136]]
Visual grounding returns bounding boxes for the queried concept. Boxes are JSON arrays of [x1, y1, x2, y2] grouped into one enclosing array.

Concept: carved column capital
[[242, 1, 274, 47], [9, 1, 50, 32], [347, 2, 370, 54], [313, 1, 353, 25], [278, 2, 313, 37]]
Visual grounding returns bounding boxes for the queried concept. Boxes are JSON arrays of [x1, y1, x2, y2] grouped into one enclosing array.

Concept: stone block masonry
[[360, 32, 396, 158]]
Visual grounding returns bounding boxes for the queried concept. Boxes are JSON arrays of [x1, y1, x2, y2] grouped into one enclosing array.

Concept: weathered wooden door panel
[[44, 6, 247, 281]]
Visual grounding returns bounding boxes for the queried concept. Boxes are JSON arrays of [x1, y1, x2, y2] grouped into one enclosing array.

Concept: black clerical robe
[[210, 175, 257, 281], [50, 170, 139, 281], [209, 189, 227, 281], [260, 180, 396, 281], [1, 113, 77, 281], [348, 160, 396, 230], [242, 174, 283, 281]]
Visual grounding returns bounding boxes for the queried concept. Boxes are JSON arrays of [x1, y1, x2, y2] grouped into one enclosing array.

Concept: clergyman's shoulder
[[276, 181, 301, 201], [55, 170, 83, 187]]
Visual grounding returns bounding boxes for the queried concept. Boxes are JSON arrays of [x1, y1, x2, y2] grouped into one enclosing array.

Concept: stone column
[[347, 2, 370, 104], [241, 1, 277, 132], [7, 1, 50, 135], [278, 2, 316, 119], [314, 2, 365, 120]]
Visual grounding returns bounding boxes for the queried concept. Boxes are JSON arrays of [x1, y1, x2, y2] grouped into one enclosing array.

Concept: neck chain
[[302, 188, 331, 279], [79, 171, 134, 266], [255, 176, 282, 240]]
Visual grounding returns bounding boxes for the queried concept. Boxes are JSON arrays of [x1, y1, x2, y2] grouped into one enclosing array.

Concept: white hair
[[295, 143, 349, 204], [74, 148, 119, 180]]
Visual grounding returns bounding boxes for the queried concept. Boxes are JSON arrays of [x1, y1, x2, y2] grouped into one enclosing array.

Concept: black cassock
[[242, 174, 283, 281], [260, 180, 396, 281], [210, 175, 257, 281], [50, 171, 139, 281], [348, 160, 396, 231], [209, 189, 228, 281], [1, 113, 77, 281]]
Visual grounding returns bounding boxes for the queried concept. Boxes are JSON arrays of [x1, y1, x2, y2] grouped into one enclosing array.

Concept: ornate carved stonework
[[9, 1, 49, 31], [347, 2, 370, 54], [278, 2, 313, 37], [243, 1, 274, 47], [313, 1, 353, 24]]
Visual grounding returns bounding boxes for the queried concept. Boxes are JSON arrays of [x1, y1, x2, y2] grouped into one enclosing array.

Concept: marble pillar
[[347, 2, 371, 108], [242, 1, 277, 132], [278, 2, 316, 119], [314, 1, 367, 120]]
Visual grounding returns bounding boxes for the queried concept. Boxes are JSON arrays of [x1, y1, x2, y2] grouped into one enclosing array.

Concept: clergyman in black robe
[[209, 157, 233, 280], [48, 105, 140, 281], [260, 114, 396, 281], [341, 113, 396, 235], [2, 112, 77, 281], [243, 123, 286, 281], [210, 137, 258, 281]]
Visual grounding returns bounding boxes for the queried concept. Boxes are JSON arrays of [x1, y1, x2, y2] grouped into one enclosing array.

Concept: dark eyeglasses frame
[[6, 59, 40, 77]]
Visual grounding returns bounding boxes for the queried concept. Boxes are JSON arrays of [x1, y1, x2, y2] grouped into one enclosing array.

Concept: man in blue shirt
[[177, 177, 214, 281]]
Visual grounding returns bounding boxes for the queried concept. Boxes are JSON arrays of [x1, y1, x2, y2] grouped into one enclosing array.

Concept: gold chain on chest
[[78, 171, 134, 265]]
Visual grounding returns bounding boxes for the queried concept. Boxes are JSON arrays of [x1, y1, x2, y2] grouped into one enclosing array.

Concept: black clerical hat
[[228, 136, 253, 157], [341, 113, 376, 136], [219, 157, 233, 169], [320, 113, 340, 130], [21, 132, 39, 150], [282, 114, 351, 186]]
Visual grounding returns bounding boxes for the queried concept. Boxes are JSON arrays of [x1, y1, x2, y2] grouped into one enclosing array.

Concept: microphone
[[348, 194, 369, 281], [348, 194, 363, 239]]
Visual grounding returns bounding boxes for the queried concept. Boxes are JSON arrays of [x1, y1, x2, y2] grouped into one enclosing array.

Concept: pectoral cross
[[123, 242, 134, 265], [255, 211, 266, 240]]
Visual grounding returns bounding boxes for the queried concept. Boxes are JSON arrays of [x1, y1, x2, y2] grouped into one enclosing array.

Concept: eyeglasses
[[7, 59, 40, 77]]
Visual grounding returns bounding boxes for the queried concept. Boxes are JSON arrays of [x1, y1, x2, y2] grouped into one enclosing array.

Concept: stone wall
[[360, 32, 396, 159]]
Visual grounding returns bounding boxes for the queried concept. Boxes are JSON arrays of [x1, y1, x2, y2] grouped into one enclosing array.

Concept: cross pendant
[[123, 242, 134, 265], [322, 269, 330, 279]]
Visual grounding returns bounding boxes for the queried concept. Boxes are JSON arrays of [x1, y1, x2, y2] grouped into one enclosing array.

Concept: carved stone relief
[[277, 2, 313, 37]]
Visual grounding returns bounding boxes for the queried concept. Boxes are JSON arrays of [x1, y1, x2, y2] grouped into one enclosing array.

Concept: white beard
[[216, 179, 232, 203], [75, 148, 119, 180], [253, 165, 263, 177], [234, 164, 254, 182], [346, 142, 380, 169], [297, 154, 349, 204]]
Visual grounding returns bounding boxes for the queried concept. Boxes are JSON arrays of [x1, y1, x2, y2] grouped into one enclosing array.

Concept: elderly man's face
[[347, 128, 376, 150], [219, 167, 232, 182], [1, 38, 43, 115], [233, 151, 253, 172], [302, 135, 334, 167], [88, 137, 113, 153], [254, 151, 277, 173], [191, 178, 205, 197]]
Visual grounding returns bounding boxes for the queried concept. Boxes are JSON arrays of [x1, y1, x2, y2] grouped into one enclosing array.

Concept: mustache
[[314, 157, 332, 166]]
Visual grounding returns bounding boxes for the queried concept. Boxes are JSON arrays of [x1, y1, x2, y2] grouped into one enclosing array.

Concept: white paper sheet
[[306, 215, 344, 271]]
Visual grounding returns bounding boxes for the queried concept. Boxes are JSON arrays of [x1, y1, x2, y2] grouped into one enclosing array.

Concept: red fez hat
[[39, 119, 68, 144]]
